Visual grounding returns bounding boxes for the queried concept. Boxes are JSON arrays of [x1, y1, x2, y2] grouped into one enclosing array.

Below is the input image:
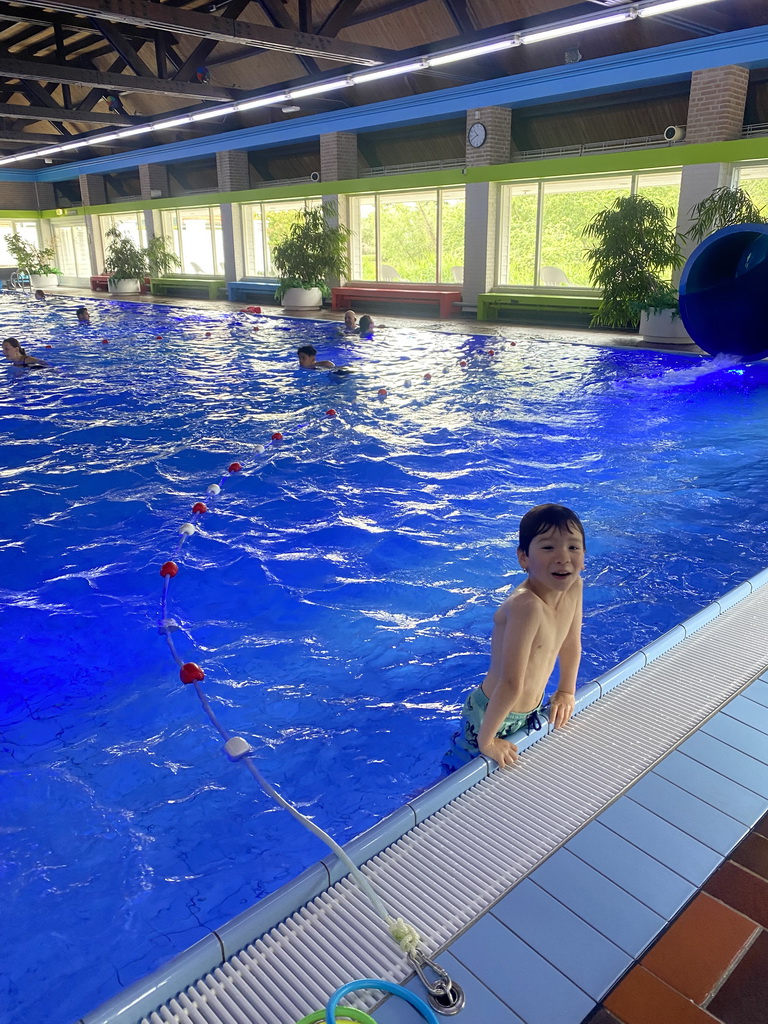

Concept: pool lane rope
[[157, 416, 462, 1001]]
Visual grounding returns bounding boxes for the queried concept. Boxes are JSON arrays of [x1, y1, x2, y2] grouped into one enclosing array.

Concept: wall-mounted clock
[[468, 122, 487, 148]]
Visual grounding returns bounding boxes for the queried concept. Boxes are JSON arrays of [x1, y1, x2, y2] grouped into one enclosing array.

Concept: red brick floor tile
[[707, 928, 768, 1024], [605, 967, 720, 1024], [640, 892, 758, 1003], [731, 832, 768, 882], [704, 861, 768, 928]]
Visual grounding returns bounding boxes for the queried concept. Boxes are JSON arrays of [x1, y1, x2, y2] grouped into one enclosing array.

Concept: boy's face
[[298, 351, 316, 368], [517, 524, 585, 591]]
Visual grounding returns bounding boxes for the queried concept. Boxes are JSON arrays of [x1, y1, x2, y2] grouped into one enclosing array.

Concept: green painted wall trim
[[38, 136, 768, 218], [41, 208, 83, 219], [0, 210, 42, 219]]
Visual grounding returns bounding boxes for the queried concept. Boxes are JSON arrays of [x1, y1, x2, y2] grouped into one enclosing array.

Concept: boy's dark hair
[[518, 504, 585, 555], [76, 306, 88, 316], [358, 314, 373, 333], [4, 336, 21, 349], [297, 345, 316, 356]]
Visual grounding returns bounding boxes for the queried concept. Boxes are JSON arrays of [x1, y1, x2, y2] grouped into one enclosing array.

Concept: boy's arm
[[477, 597, 539, 765], [549, 580, 583, 729]]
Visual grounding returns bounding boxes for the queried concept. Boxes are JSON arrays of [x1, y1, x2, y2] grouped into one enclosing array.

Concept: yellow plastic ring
[[294, 1009, 377, 1024]]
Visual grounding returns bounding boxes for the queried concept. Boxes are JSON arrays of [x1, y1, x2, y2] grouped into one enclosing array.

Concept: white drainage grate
[[140, 586, 768, 1024]]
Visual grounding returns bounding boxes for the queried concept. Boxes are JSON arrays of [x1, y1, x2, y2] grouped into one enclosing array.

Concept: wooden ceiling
[[0, 0, 766, 166]]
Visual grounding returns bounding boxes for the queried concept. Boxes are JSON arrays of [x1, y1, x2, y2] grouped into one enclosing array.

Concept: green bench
[[150, 276, 226, 301], [477, 292, 601, 329]]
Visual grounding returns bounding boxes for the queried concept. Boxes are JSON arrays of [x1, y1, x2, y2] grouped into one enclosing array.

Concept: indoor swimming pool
[[2, 295, 768, 1023]]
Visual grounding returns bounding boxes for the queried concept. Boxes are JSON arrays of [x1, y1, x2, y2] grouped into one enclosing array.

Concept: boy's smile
[[518, 524, 585, 595]]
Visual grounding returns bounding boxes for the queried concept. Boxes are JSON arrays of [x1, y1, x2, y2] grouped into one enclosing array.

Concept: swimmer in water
[[297, 344, 335, 369], [343, 309, 357, 332], [358, 314, 378, 335], [34, 289, 46, 301], [76, 306, 90, 323], [3, 336, 49, 368]]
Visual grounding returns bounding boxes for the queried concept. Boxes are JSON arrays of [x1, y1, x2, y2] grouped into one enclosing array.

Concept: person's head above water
[[518, 503, 585, 556], [343, 309, 357, 328], [297, 344, 317, 368], [34, 289, 46, 301], [3, 337, 24, 359], [358, 314, 374, 335], [76, 306, 90, 322]]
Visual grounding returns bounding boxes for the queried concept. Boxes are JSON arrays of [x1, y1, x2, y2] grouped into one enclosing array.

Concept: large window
[[160, 206, 223, 275], [736, 164, 768, 211], [348, 188, 465, 284], [52, 222, 91, 277], [0, 220, 40, 266], [498, 170, 682, 288], [99, 212, 146, 253], [239, 200, 314, 277]]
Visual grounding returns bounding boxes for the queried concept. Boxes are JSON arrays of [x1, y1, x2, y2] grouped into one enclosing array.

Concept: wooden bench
[[150, 276, 225, 300], [226, 279, 280, 304], [477, 291, 602, 329], [332, 285, 462, 318]]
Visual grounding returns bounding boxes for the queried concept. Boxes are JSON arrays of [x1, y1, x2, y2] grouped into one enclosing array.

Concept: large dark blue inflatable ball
[[679, 222, 768, 361]]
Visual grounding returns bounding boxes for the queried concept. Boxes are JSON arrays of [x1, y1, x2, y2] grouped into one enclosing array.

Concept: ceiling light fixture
[[522, 12, 631, 45], [637, 0, 721, 15], [236, 93, 288, 113], [350, 61, 426, 85], [427, 39, 518, 66]]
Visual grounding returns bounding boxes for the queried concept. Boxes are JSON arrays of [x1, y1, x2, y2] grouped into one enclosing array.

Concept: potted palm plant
[[272, 202, 350, 310], [583, 194, 684, 333], [146, 234, 180, 278], [5, 232, 60, 289], [104, 227, 148, 294], [685, 185, 766, 244]]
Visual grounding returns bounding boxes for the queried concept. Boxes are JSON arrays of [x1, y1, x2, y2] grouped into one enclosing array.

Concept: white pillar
[[462, 181, 497, 306]]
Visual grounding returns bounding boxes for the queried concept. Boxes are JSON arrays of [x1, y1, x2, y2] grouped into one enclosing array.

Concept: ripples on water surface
[[2, 296, 768, 1022]]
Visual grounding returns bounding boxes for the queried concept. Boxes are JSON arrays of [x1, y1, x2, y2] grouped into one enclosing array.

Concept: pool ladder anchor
[[407, 949, 465, 1016]]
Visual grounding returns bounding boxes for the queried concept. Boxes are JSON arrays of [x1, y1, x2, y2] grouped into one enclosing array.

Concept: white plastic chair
[[451, 266, 464, 283], [540, 266, 571, 286], [380, 264, 405, 282]]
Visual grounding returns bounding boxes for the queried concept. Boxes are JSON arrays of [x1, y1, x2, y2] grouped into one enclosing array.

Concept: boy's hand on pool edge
[[480, 737, 519, 768], [549, 691, 575, 729]]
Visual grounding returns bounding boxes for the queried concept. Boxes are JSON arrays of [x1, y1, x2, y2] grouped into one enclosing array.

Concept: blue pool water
[[2, 295, 768, 1023]]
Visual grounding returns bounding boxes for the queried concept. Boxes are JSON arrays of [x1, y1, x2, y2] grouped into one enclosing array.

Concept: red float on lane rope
[[160, 560, 179, 578], [378, 388, 387, 397], [191, 502, 207, 514], [326, 409, 336, 417], [180, 662, 205, 684], [271, 432, 283, 441], [228, 462, 242, 473]]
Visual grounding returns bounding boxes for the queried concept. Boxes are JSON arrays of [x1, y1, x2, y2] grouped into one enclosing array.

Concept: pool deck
[[80, 569, 768, 1024]]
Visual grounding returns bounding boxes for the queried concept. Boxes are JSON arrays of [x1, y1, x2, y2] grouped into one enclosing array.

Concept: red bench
[[332, 285, 462, 318]]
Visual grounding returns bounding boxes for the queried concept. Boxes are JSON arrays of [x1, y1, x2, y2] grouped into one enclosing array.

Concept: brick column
[[139, 162, 169, 200], [685, 65, 749, 145], [320, 132, 357, 182], [462, 181, 497, 307], [78, 173, 107, 207], [216, 150, 250, 193], [465, 107, 512, 167]]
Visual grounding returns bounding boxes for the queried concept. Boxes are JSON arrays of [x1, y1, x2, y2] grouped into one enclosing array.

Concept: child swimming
[[2, 336, 49, 368], [447, 503, 585, 768]]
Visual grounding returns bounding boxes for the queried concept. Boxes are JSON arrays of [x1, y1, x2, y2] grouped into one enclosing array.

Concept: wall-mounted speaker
[[310, 171, 321, 182], [664, 126, 686, 143]]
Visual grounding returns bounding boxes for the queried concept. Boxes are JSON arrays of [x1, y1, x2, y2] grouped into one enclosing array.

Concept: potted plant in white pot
[[145, 234, 180, 279], [272, 202, 350, 310], [104, 227, 148, 294], [5, 232, 60, 289], [583, 194, 685, 340]]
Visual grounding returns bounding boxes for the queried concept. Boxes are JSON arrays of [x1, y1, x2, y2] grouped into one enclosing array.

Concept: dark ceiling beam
[[316, 0, 364, 37], [0, 3, 158, 44], [89, 19, 156, 78], [18, 80, 73, 136], [11, 0, 393, 65], [441, 0, 477, 35], [171, 0, 253, 81], [0, 102, 131, 124], [298, 0, 312, 34], [74, 56, 126, 112], [347, 0, 428, 26], [0, 56, 242, 100], [53, 22, 72, 109], [255, 0, 320, 76]]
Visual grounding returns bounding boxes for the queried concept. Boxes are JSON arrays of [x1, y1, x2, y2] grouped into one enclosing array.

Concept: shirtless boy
[[297, 345, 335, 369], [451, 503, 585, 768]]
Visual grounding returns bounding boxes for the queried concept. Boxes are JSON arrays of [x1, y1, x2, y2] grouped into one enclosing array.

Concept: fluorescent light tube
[[189, 104, 239, 120], [351, 62, 425, 85], [427, 40, 517, 66], [638, 0, 720, 15], [287, 80, 351, 100], [235, 94, 287, 112], [523, 12, 630, 44]]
